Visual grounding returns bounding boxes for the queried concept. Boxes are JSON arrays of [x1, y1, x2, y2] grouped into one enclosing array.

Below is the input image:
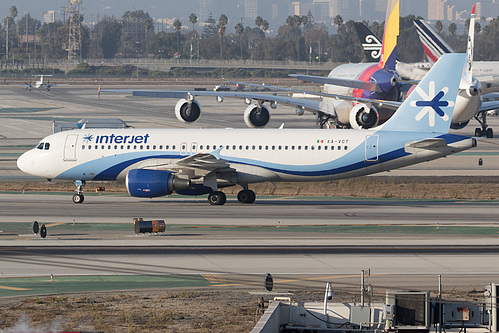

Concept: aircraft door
[[191, 142, 198, 154], [365, 135, 379, 162], [64, 134, 78, 161]]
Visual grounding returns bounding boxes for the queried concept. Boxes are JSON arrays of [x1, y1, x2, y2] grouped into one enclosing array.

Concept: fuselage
[[17, 128, 474, 188]]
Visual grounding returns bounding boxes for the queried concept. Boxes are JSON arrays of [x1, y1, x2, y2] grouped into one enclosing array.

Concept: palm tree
[[235, 22, 244, 59], [448, 22, 457, 36], [217, 14, 228, 62], [435, 20, 443, 34], [255, 16, 263, 28], [189, 13, 198, 33], [173, 19, 182, 54]]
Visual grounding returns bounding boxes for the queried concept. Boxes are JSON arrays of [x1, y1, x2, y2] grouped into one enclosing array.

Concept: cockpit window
[[44, 143, 50, 150], [37, 143, 44, 150]]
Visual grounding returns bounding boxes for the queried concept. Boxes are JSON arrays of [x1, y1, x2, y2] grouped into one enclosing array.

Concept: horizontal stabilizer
[[405, 138, 447, 153], [289, 74, 381, 93]]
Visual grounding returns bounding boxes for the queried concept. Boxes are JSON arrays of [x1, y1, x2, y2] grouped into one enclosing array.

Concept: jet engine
[[175, 99, 202, 123], [126, 169, 191, 198], [349, 104, 379, 129], [450, 120, 470, 130], [243, 103, 271, 128]]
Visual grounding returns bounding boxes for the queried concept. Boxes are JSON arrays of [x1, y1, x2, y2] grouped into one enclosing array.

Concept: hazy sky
[[0, 0, 473, 25]]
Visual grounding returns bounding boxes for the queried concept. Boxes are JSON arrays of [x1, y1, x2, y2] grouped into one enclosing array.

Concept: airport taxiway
[[1, 83, 499, 295]]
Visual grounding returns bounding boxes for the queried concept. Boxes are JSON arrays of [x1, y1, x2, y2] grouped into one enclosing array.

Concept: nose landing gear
[[72, 180, 86, 203]]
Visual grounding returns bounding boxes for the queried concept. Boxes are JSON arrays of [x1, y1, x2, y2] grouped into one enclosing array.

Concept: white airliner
[[17, 54, 476, 205]]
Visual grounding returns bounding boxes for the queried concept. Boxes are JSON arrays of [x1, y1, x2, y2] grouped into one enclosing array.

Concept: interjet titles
[[96, 134, 150, 144]]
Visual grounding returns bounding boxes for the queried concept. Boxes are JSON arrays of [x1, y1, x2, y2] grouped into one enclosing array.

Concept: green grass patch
[[0, 275, 212, 297]]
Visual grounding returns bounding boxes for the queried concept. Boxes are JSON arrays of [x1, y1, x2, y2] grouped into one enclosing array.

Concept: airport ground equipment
[[134, 218, 166, 234]]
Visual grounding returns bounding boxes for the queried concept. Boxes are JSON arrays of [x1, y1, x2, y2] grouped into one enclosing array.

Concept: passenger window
[[344, 146, 348, 150], [239, 145, 242, 150], [134, 145, 137, 150], [291, 146, 295, 150], [265, 146, 269, 150], [121, 145, 124, 149], [226, 145, 229, 150], [114, 145, 117, 149], [166, 145, 169, 150], [101, 145, 104, 150], [318, 146, 321, 150], [172, 145, 176, 150], [324, 146, 328, 150], [298, 146, 301, 150], [44, 143, 50, 150], [88, 145, 91, 150], [331, 146, 334, 150], [153, 145, 156, 150], [246, 145, 249, 150], [252, 145, 255, 150], [127, 145, 131, 150], [95, 145, 98, 149], [259, 145, 262, 150], [285, 146, 288, 150], [37, 143, 44, 150], [338, 146, 341, 150], [108, 145, 111, 150], [272, 146, 275, 150], [140, 145, 143, 150], [232, 145, 236, 150], [82, 145, 85, 150]]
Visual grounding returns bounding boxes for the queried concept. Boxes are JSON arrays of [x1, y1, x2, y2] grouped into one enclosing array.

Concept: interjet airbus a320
[[17, 54, 476, 205]]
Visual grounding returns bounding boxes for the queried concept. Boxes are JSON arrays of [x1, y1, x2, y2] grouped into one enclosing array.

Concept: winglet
[[379, 0, 399, 71], [380, 53, 465, 133], [210, 146, 224, 160]]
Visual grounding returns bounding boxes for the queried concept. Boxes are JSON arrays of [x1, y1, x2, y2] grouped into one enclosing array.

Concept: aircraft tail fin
[[378, 0, 399, 71], [380, 53, 465, 133], [414, 19, 455, 64], [354, 22, 383, 63], [461, 4, 475, 87]]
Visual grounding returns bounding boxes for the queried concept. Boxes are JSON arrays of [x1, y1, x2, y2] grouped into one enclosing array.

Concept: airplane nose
[[17, 152, 30, 173]]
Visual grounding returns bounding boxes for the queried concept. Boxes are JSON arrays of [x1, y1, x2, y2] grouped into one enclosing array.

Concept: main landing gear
[[207, 187, 256, 205], [72, 180, 85, 204], [474, 112, 494, 138]]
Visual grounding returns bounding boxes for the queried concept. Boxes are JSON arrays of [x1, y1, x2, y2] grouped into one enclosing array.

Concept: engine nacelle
[[175, 99, 202, 123], [244, 103, 270, 128], [126, 169, 191, 198], [349, 104, 379, 129], [450, 120, 470, 130]]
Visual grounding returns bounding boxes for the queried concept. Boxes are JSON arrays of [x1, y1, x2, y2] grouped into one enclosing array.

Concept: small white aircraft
[[17, 54, 476, 205], [25, 75, 53, 91]]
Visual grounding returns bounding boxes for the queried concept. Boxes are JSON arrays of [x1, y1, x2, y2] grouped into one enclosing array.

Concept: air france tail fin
[[379, 0, 399, 71], [414, 19, 455, 64], [380, 53, 465, 133]]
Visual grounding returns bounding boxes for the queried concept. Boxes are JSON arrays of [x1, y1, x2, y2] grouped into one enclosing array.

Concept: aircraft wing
[[480, 100, 499, 113], [155, 148, 233, 178], [100, 84, 402, 119], [289, 74, 381, 93]]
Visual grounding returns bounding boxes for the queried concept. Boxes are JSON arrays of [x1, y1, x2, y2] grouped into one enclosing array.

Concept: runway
[[1, 83, 499, 296]]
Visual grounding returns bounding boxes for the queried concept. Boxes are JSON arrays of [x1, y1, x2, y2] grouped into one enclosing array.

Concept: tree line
[[1, 5, 499, 66]]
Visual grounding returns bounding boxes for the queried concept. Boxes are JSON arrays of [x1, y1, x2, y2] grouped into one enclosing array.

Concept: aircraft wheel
[[475, 128, 483, 137], [486, 128, 494, 138], [72, 194, 85, 204], [208, 191, 226, 205], [237, 189, 256, 204]]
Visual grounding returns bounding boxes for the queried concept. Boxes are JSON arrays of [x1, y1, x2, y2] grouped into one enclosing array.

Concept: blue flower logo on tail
[[410, 81, 454, 127]]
